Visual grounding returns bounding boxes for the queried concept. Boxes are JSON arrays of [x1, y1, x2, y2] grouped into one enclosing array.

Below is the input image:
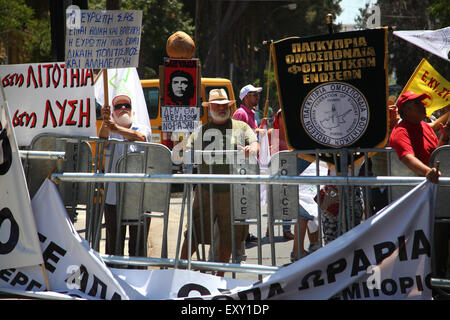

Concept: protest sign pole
[[263, 41, 273, 118], [430, 109, 450, 131], [103, 69, 109, 106], [41, 264, 51, 290], [0, 75, 7, 102]]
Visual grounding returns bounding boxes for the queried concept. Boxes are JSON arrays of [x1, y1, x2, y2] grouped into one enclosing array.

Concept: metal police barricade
[[24, 133, 93, 226], [268, 150, 302, 266], [230, 152, 261, 267], [429, 145, 450, 296], [429, 145, 450, 219], [179, 149, 262, 275], [115, 143, 172, 258], [387, 148, 417, 202], [52, 164, 450, 276]]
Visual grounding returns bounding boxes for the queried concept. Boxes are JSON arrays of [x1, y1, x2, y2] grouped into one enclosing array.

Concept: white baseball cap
[[239, 84, 262, 100]]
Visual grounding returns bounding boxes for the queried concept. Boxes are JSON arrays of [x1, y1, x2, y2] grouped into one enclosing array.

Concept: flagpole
[[0, 74, 7, 102], [41, 264, 51, 291], [102, 69, 109, 106], [430, 109, 450, 132]]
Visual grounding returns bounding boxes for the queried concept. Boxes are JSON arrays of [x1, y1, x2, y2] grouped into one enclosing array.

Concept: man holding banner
[[99, 94, 151, 259]]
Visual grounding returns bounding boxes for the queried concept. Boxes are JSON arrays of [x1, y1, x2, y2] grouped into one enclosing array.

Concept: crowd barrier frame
[[22, 136, 450, 288]]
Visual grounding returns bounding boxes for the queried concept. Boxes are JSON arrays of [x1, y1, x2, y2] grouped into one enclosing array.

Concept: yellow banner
[[402, 59, 450, 117]]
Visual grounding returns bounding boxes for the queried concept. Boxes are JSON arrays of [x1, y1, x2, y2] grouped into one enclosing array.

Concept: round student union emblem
[[301, 82, 369, 148]]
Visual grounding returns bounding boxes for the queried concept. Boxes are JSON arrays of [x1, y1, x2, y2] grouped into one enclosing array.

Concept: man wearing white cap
[[233, 84, 266, 136], [181, 89, 259, 276]]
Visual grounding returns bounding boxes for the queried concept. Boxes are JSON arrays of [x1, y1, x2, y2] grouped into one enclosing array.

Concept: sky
[[336, 0, 373, 25]]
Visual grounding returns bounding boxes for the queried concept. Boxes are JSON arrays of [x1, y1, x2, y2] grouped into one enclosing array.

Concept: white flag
[[0, 103, 43, 269], [394, 27, 450, 61], [94, 68, 151, 131]]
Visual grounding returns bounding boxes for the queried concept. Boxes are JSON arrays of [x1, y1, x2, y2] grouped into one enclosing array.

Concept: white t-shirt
[[104, 122, 151, 205]]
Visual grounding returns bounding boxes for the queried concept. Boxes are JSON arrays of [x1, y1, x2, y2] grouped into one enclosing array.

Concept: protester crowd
[[97, 71, 450, 284]]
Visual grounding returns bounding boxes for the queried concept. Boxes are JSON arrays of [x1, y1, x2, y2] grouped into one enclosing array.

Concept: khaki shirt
[[186, 118, 258, 192]]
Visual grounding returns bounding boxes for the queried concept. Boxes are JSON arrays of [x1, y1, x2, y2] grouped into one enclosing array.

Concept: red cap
[[396, 90, 430, 111]]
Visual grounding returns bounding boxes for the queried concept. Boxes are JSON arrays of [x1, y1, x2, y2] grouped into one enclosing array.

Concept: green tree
[[0, 0, 33, 63], [187, 0, 342, 107], [428, 0, 450, 28], [122, 0, 194, 78], [355, 0, 449, 87], [354, 3, 372, 30]]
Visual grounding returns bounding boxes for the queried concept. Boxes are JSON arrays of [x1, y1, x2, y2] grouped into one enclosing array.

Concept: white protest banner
[[0, 178, 437, 300], [184, 181, 436, 300], [394, 27, 450, 61], [0, 179, 130, 299], [0, 62, 97, 147], [0, 103, 43, 270], [94, 67, 151, 133], [0, 178, 250, 300], [65, 10, 142, 69], [110, 268, 252, 300]]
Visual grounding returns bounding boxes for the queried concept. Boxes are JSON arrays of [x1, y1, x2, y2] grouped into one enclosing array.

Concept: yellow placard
[[401, 58, 450, 117]]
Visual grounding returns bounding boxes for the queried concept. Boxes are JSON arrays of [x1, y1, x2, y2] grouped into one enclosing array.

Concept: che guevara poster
[[162, 58, 199, 132]]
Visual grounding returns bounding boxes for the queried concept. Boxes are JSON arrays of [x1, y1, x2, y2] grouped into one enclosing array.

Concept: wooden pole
[[103, 69, 109, 106], [430, 109, 450, 131], [263, 42, 273, 118], [41, 264, 51, 291]]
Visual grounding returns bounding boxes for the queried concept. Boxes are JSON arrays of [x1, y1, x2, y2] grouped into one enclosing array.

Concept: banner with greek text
[[65, 10, 142, 69], [191, 181, 436, 300], [0, 178, 436, 300], [272, 29, 388, 166], [0, 103, 43, 270], [0, 178, 251, 300], [401, 58, 449, 117], [0, 179, 130, 299], [0, 62, 97, 147]]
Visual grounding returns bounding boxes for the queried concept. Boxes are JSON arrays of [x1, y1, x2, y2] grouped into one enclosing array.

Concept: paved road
[[74, 191, 310, 281]]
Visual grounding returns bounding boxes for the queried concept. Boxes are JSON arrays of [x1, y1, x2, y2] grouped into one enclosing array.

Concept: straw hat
[[202, 88, 235, 107]]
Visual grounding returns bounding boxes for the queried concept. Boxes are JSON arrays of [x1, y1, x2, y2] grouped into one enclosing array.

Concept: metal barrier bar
[[51, 172, 450, 186], [431, 278, 450, 289], [100, 254, 280, 275], [19, 150, 66, 160]]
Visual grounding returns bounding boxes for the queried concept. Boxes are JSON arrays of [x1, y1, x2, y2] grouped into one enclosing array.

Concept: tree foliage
[[356, 0, 449, 87], [0, 1, 52, 64], [187, 0, 342, 106], [122, 0, 194, 79], [428, 0, 450, 28]]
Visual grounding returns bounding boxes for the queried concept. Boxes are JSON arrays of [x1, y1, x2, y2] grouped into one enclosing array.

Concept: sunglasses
[[114, 103, 131, 110], [248, 92, 260, 97]]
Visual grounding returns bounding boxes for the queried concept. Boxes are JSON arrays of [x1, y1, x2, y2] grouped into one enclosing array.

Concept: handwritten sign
[[65, 10, 142, 69], [162, 58, 199, 132], [0, 62, 97, 147]]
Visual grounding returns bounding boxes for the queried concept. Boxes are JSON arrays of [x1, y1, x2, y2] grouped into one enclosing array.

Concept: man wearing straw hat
[[180, 88, 259, 276]]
